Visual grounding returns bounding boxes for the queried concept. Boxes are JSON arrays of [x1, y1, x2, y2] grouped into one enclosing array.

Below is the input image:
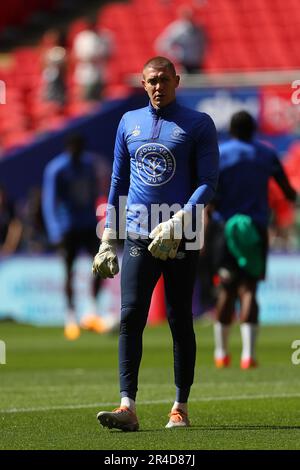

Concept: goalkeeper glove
[[92, 228, 119, 279], [148, 210, 189, 261]]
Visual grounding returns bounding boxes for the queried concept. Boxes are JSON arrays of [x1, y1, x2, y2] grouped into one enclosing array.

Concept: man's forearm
[[275, 173, 297, 202]]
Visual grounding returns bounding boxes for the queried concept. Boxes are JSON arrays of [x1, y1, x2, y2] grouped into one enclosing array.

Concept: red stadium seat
[[2, 0, 300, 152]]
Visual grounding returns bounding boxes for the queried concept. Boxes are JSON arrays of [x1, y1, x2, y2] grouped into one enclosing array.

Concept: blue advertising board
[[0, 254, 299, 326]]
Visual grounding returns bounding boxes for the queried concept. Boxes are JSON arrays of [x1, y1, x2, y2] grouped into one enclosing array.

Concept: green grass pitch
[[0, 320, 300, 450]]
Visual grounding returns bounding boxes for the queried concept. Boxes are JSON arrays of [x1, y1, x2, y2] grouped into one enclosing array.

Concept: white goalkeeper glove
[[148, 210, 190, 261], [92, 228, 119, 279]]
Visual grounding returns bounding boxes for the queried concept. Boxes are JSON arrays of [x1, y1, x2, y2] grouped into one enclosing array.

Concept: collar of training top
[[148, 100, 178, 116]]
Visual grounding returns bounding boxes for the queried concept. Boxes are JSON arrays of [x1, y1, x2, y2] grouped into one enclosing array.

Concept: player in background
[[42, 134, 105, 340], [212, 111, 298, 369], [0, 185, 23, 256], [93, 56, 219, 431]]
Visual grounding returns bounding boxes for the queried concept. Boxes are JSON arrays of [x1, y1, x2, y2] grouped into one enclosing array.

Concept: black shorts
[[212, 221, 269, 284], [61, 228, 99, 264]]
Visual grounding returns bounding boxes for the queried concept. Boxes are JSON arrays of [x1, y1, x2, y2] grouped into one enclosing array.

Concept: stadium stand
[[0, 1, 58, 34], [0, 0, 299, 330], [96, 0, 300, 73], [1, 0, 300, 153]]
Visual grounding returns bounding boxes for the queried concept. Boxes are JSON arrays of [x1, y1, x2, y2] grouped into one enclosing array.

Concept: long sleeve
[[105, 117, 131, 233], [42, 164, 62, 245], [271, 153, 297, 202], [187, 114, 219, 209]]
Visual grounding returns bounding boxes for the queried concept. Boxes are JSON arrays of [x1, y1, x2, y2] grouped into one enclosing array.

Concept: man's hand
[[92, 229, 119, 279], [148, 214, 184, 261]]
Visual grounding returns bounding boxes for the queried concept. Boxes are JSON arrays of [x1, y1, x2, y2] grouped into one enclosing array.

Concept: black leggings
[[119, 237, 199, 400]]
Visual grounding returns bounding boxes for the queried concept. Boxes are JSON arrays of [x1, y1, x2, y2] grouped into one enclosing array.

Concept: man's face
[[142, 66, 180, 109]]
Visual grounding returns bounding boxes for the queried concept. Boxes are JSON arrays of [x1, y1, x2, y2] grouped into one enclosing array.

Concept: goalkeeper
[[93, 56, 219, 431]]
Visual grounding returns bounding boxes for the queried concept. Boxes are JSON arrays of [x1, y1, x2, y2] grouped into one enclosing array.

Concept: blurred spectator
[[72, 18, 114, 101], [0, 185, 23, 256], [155, 5, 207, 73], [42, 134, 107, 340], [41, 29, 67, 106], [20, 187, 48, 254]]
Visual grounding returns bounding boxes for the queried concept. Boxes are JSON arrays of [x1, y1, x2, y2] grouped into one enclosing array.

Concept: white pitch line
[[1, 380, 298, 392], [1, 392, 300, 414]]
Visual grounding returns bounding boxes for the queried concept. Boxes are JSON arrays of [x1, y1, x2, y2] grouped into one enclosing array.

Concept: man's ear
[[141, 79, 146, 90], [175, 75, 180, 88]]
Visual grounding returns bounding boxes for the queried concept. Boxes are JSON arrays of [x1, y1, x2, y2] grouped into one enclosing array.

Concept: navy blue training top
[[42, 152, 98, 244], [106, 100, 219, 235], [214, 138, 286, 228]]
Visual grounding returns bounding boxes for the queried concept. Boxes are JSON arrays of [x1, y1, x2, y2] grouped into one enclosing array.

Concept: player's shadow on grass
[[106, 424, 300, 433], [113, 425, 300, 432], [189, 425, 300, 431]]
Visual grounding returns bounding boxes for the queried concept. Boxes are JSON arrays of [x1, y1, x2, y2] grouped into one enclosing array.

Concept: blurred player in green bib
[[212, 111, 298, 369]]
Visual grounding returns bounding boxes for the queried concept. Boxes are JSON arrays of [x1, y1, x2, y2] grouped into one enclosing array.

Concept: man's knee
[[120, 306, 147, 331], [168, 314, 194, 338], [218, 267, 237, 288], [215, 283, 237, 324]]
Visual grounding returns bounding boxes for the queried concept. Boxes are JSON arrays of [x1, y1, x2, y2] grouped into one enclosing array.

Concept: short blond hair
[[143, 56, 176, 76]]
